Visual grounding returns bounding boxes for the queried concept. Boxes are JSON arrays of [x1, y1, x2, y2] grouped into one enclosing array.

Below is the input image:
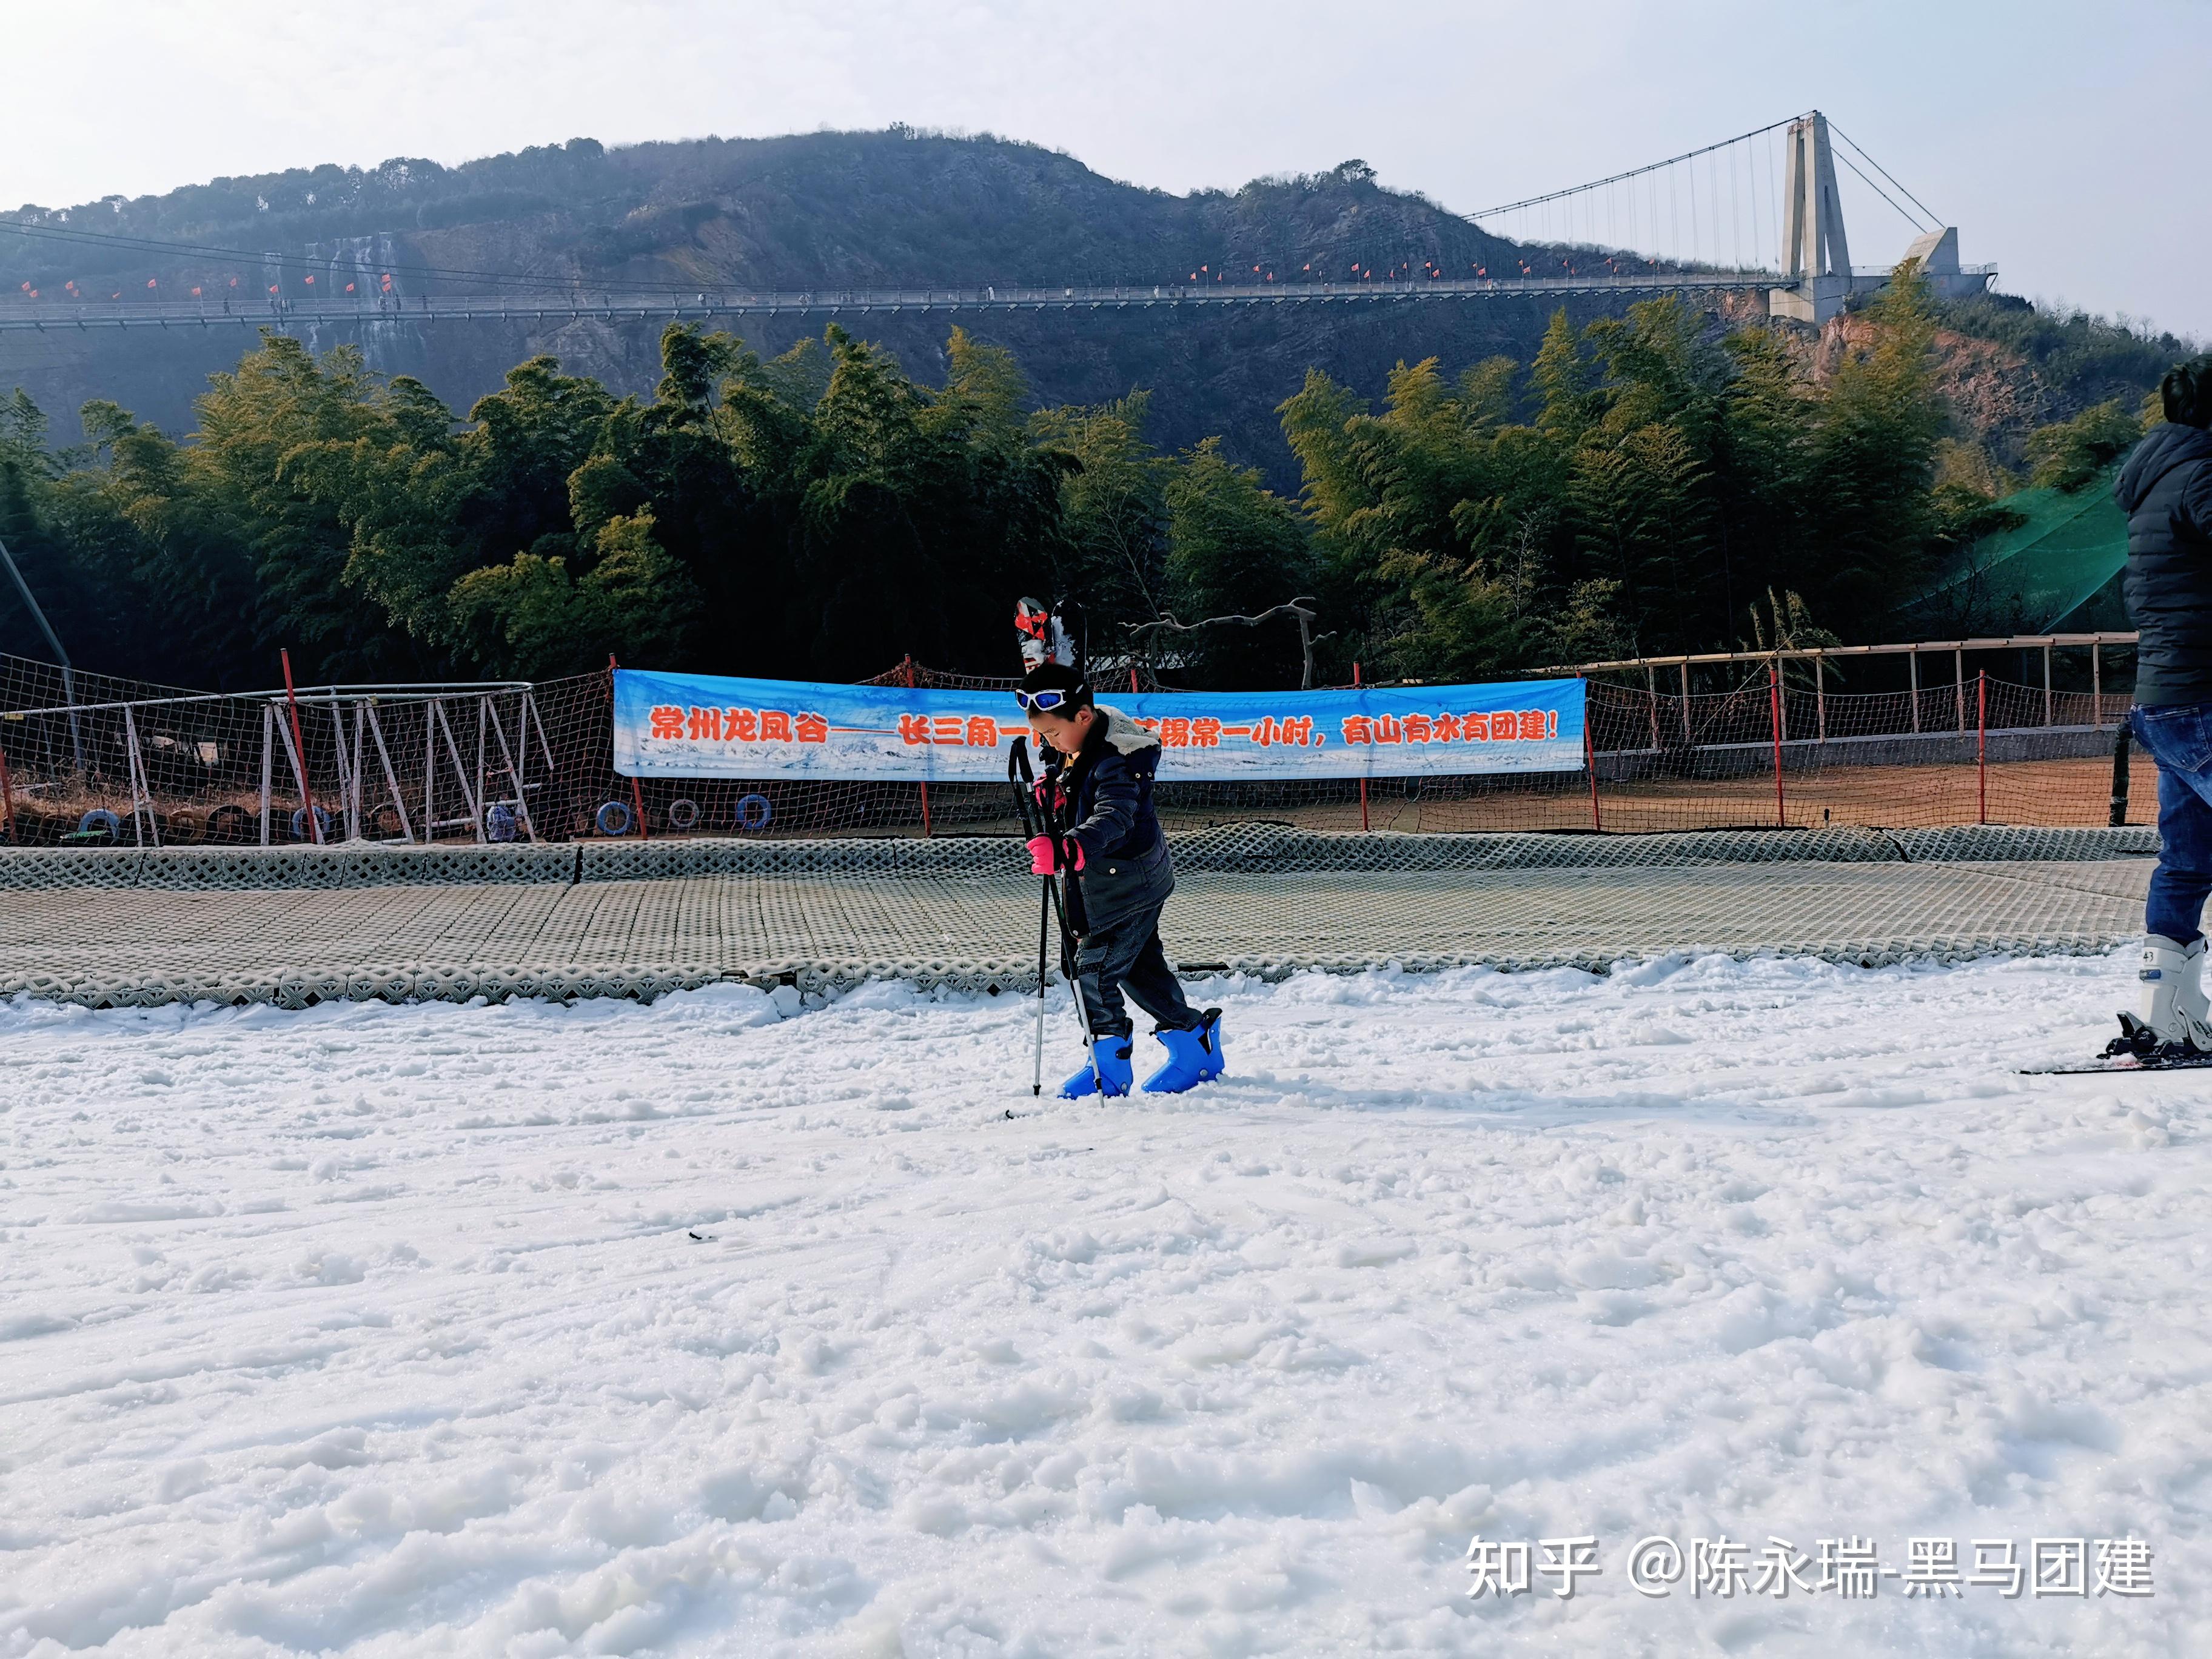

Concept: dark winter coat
[[2117, 421, 2212, 706], [1047, 705, 1175, 935]]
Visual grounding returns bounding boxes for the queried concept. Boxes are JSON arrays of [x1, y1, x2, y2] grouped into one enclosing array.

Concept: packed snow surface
[[2, 952, 2207, 1657]]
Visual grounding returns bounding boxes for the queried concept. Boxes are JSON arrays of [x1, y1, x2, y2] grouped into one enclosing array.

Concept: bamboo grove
[[0, 263, 2158, 691]]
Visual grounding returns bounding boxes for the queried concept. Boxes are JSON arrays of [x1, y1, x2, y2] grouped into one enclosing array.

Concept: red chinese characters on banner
[[897, 714, 1003, 747], [648, 696, 1554, 754], [1341, 709, 1560, 746], [649, 705, 827, 744], [1243, 714, 1316, 748], [1144, 713, 1318, 749]]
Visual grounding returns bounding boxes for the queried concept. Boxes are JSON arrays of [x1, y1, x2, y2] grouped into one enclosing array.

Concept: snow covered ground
[[2, 950, 2207, 1657]]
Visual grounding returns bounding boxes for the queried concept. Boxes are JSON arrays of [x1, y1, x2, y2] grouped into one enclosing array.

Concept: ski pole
[[1059, 874, 1098, 1068], [1010, 738, 1101, 1094], [1010, 739, 1054, 1094], [1034, 876, 1050, 1094], [1037, 756, 1102, 1088]]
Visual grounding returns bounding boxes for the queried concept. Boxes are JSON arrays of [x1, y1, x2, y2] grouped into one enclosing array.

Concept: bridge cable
[[1731, 142, 1746, 269], [1827, 124, 1943, 230], [1831, 150, 1935, 236], [1466, 115, 1797, 220], [1669, 165, 1680, 266]]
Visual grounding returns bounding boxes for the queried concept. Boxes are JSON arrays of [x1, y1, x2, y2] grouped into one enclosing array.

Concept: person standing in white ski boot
[[1017, 663, 1225, 1096], [2114, 353, 2212, 1064]]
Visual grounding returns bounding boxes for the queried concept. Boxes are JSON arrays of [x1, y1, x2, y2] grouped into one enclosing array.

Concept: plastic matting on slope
[[0, 856, 2153, 1011]]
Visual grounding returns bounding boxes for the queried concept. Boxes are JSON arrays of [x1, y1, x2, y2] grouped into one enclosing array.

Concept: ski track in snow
[[0, 951, 2207, 1657]]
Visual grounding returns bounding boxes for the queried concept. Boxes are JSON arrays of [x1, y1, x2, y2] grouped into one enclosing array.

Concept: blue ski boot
[[1061, 1035, 1133, 1099], [1195, 1008, 1225, 1081], [1141, 1009, 1225, 1093]]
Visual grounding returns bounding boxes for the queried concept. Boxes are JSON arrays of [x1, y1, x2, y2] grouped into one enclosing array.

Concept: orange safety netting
[[0, 655, 2153, 845]]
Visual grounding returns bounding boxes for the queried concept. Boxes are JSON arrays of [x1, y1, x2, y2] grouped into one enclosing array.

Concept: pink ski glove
[[1026, 835, 1085, 874]]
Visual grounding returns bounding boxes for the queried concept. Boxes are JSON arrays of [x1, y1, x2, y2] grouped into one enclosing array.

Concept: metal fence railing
[[0, 644, 2157, 846]]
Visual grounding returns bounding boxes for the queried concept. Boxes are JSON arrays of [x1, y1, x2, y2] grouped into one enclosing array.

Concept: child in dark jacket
[[1018, 663, 1224, 1096]]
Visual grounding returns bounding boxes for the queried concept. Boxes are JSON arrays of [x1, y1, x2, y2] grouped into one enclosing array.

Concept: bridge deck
[[0, 271, 1788, 333]]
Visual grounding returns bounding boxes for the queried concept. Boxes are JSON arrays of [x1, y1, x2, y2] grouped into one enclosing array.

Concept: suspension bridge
[[1, 113, 1990, 335]]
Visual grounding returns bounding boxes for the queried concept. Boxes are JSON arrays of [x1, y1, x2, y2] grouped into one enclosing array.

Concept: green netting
[[1913, 468, 2130, 631]]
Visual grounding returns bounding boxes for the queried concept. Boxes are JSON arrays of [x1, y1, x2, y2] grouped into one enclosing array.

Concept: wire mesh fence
[[0, 651, 2156, 848], [1577, 671, 2149, 834], [0, 656, 578, 848]]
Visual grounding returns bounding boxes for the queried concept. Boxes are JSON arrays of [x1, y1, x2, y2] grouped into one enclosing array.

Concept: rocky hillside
[[1, 130, 2186, 489]]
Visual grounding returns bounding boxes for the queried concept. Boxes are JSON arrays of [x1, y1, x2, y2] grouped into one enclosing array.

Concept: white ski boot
[[2109, 933, 2212, 1061]]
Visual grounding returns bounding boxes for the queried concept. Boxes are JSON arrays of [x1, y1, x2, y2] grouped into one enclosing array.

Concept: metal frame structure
[[1549, 632, 2140, 751], [0, 680, 557, 848]]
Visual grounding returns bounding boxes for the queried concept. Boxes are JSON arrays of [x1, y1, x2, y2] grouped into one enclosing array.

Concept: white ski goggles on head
[[1014, 688, 1083, 713]]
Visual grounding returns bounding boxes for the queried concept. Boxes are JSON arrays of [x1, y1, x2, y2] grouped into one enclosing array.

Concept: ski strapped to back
[[1016, 596, 1085, 678]]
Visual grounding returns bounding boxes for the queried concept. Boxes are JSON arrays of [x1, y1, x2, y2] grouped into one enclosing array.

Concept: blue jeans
[[2131, 703, 2212, 943]]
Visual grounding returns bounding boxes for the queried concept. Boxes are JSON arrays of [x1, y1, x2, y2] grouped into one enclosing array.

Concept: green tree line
[[0, 261, 2128, 692]]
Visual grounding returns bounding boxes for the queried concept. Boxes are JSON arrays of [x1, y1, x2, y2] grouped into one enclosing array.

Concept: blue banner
[[614, 669, 1585, 781]]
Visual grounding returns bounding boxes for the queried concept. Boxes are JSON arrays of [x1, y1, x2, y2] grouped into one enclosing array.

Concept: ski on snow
[[2020, 1010, 2212, 1076], [2019, 1054, 2212, 1076]]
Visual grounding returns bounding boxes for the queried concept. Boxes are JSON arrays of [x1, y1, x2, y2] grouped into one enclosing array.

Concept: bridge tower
[[1769, 112, 1852, 324], [1768, 111, 1990, 323]]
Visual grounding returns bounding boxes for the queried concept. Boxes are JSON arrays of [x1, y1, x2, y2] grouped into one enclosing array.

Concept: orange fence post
[[0, 740, 15, 843], [1129, 667, 1139, 694], [905, 655, 931, 838], [1353, 662, 1369, 832], [1583, 677, 1602, 832], [280, 648, 324, 845], [1977, 670, 1988, 825], [1768, 661, 1786, 828]]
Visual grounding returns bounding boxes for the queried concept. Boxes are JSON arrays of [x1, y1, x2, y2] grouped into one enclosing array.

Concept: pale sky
[[7, 0, 2206, 340]]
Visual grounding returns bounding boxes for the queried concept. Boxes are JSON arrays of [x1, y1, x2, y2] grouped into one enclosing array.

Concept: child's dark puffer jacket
[[1047, 705, 1175, 934]]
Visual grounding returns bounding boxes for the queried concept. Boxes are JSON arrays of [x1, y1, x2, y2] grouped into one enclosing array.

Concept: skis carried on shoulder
[[1010, 593, 1103, 1101]]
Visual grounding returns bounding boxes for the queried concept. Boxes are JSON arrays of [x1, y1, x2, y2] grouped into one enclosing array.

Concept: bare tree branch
[[1124, 598, 1331, 688]]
